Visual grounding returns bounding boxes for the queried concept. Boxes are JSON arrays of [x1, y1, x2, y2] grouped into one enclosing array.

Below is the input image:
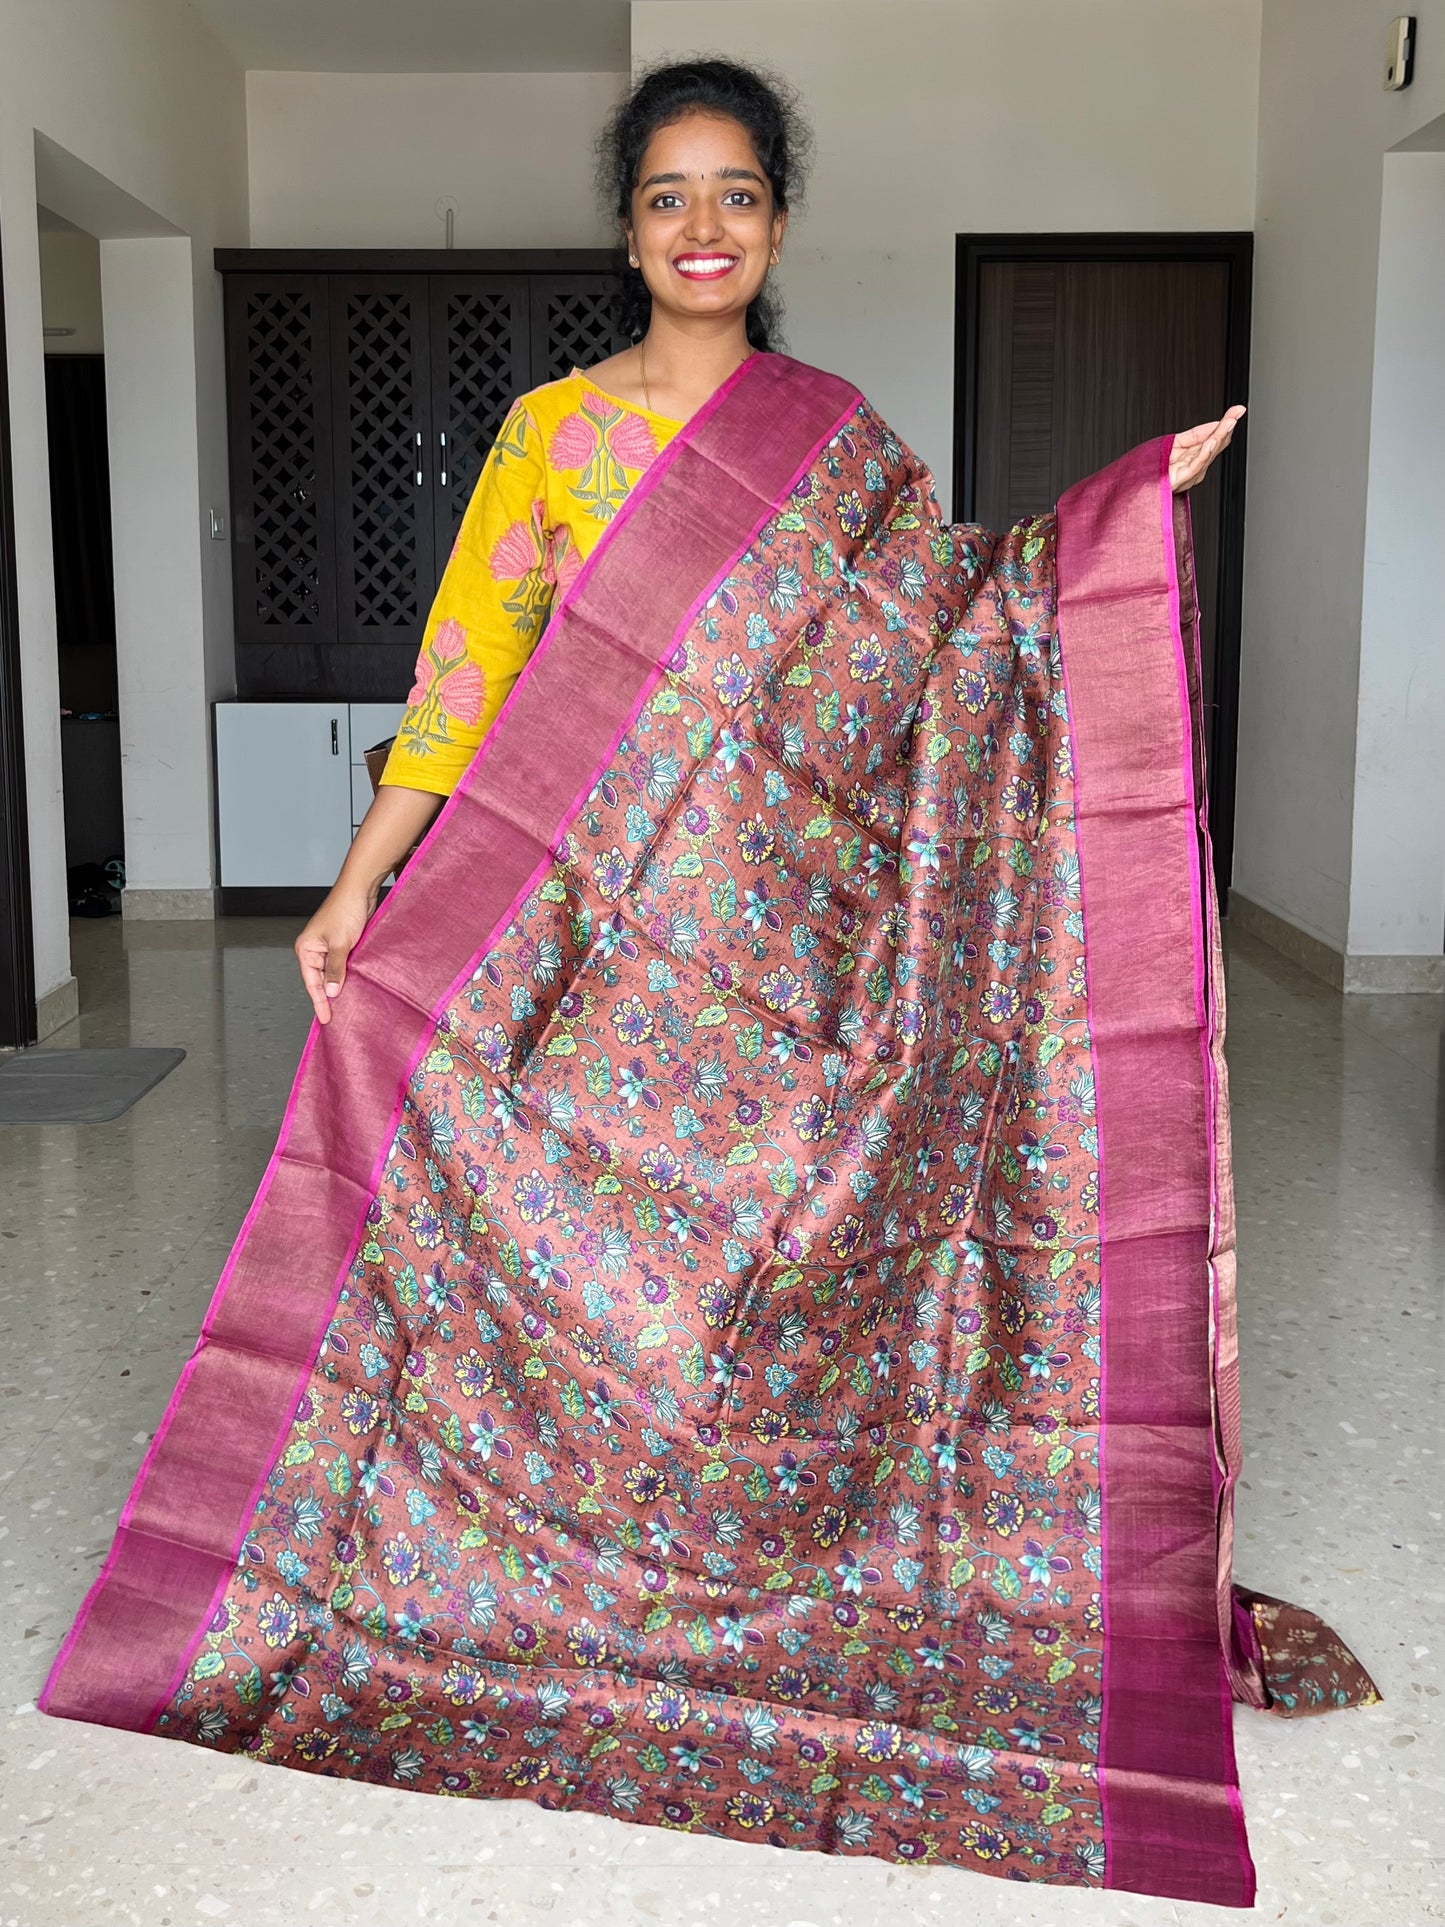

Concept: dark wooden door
[[329, 277, 433, 692], [957, 236, 1251, 892], [225, 274, 337, 692], [973, 258, 1228, 701], [429, 275, 529, 566]]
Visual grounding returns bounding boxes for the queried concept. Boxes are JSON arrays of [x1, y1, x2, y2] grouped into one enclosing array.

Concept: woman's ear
[[772, 207, 790, 261], [624, 225, 639, 269]]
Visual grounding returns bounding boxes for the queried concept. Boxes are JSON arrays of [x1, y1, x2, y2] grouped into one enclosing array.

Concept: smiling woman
[[42, 54, 1371, 1912], [598, 60, 806, 381]]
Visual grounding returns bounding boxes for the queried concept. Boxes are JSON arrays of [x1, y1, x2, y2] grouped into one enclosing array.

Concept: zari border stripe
[[1056, 441, 1255, 1908], [41, 353, 863, 1733]]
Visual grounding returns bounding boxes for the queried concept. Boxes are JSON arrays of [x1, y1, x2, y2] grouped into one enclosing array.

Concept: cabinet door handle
[[415, 430, 423, 488], [439, 430, 448, 488], [331, 718, 340, 756]]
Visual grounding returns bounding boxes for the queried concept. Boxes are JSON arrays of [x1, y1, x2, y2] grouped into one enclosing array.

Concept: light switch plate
[[1385, 15, 1415, 90]]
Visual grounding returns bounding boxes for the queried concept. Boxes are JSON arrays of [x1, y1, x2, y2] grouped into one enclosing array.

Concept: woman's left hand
[[1169, 405, 1246, 493]]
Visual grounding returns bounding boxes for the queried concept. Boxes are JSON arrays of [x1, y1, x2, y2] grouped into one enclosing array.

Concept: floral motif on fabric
[[161, 402, 1110, 1890], [488, 500, 564, 641], [549, 389, 662, 523], [395, 618, 485, 756], [1240, 1590, 1382, 1716]]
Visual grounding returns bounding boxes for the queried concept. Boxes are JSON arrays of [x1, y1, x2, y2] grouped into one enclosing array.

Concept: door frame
[[953, 231, 1253, 899], [0, 205, 37, 1050]]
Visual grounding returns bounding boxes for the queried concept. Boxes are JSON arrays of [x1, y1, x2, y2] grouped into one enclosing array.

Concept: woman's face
[[627, 110, 787, 328]]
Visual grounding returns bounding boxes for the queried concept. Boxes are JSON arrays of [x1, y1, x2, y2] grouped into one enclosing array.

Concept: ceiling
[[185, 0, 632, 73]]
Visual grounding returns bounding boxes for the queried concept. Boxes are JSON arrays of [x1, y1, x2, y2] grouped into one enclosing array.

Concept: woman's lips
[[672, 254, 740, 281]]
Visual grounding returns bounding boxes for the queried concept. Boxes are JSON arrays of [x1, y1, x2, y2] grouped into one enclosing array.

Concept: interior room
[[0, 3, 1440, 1924]]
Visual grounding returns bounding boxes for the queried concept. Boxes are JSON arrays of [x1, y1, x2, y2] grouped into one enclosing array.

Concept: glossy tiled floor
[[1, 918, 1441, 1927]]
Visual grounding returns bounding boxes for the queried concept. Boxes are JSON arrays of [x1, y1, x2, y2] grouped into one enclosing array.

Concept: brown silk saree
[[42, 354, 1374, 1904]]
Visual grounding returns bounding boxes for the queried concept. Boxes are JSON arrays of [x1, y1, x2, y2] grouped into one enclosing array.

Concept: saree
[[41, 354, 1375, 1905]]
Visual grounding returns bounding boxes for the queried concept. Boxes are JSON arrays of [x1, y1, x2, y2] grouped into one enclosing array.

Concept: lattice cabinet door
[[329, 277, 434, 673], [225, 275, 337, 691], [428, 276, 530, 564], [529, 274, 629, 386]]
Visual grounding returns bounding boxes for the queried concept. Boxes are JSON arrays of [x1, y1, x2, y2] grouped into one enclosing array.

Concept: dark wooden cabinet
[[529, 273, 627, 386], [329, 275, 433, 664], [220, 251, 627, 699], [225, 273, 336, 671], [428, 275, 529, 564]]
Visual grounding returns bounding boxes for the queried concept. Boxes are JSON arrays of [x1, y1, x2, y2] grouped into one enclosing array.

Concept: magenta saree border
[[1056, 442, 1255, 1907], [41, 352, 863, 1732]]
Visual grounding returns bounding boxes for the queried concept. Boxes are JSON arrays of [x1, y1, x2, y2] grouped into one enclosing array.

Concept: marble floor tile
[[0, 920, 1440, 1927]]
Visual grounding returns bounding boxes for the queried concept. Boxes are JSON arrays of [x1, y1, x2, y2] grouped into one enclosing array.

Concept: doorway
[[954, 233, 1252, 898], [40, 210, 122, 918]]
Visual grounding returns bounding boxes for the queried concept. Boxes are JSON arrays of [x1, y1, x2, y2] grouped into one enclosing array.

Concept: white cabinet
[[215, 701, 406, 888]]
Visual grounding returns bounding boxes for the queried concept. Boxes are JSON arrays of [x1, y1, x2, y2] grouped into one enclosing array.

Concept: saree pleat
[[43, 354, 1372, 1902]]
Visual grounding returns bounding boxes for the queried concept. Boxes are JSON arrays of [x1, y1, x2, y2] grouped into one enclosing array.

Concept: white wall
[[38, 228, 103, 353], [103, 238, 217, 897], [1236, 1, 1445, 958], [1348, 148, 1445, 960], [247, 71, 628, 248], [631, 0, 1262, 491], [0, 0, 247, 1015]]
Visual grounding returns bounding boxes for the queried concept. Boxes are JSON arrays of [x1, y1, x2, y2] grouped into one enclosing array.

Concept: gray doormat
[[0, 1047, 186, 1124]]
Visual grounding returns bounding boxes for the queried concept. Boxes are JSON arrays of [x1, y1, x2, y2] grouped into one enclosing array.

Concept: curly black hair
[[596, 58, 811, 351]]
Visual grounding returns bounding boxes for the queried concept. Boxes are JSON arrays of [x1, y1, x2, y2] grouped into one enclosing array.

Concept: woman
[[43, 60, 1372, 1906], [291, 64, 1236, 1013]]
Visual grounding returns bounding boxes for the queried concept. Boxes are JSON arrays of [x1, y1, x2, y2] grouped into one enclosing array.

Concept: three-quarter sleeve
[[381, 403, 555, 797]]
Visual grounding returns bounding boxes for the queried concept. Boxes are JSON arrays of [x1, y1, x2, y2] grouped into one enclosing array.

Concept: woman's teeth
[[674, 256, 738, 278]]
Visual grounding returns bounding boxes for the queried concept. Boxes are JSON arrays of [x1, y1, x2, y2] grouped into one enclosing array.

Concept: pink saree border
[[1161, 470, 1250, 1855], [41, 352, 862, 1731], [1057, 442, 1255, 1907]]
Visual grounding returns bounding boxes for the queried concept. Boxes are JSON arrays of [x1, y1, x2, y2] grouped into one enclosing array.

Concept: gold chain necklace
[[639, 339, 653, 415]]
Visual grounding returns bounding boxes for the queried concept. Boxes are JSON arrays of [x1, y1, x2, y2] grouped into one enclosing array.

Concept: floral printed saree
[[42, 353, 1374, 1905]]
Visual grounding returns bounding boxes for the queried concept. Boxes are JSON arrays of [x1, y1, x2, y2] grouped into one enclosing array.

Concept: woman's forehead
[[638, 111, 763, 175]]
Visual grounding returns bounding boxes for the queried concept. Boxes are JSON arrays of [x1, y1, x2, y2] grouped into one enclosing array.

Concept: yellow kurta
[[381, 372, 681, 797]]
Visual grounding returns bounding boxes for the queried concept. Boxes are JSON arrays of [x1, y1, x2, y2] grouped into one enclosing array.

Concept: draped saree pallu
[[43, 354, 1375, 1905]]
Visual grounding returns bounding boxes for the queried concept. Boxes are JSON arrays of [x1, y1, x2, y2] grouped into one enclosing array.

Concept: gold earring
[[771, 249, 780, 264], [629, 255, 639, 268]]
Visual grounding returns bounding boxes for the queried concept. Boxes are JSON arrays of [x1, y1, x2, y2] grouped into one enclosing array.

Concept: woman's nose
[[684, 196, 726, 244]]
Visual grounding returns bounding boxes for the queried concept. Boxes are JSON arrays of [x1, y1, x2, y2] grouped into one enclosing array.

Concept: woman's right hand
[[295, 883, 375, 1025], [293, 781, 445, 1024]]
